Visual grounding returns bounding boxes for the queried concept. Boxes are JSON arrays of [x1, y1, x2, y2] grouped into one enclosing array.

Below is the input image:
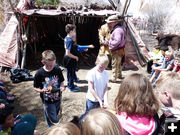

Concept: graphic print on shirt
[[43, 76, 60, 102]]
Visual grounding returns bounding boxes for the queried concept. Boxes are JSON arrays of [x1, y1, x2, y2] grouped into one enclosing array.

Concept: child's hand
[[102, 103, 108, 109], [84, 49, 88, 52], [0, 103, 5, 109], [99, 101, 108, 109], [103, 102, 108, 109], [60, 86, 66, 92], [42, 88, 50, 93], [88, 44, 94, 48], [104, 40, 109, 45], [153, 60, 158, 64], [75, 56, 79, 61], [152, 65, 159, 70]]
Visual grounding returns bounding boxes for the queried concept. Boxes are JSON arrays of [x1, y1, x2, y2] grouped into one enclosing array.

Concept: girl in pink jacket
[[114, 73, 160, 135]]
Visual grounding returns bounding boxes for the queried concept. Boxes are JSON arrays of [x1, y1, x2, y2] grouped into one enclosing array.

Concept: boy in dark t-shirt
[[34, 50, 65, 127]]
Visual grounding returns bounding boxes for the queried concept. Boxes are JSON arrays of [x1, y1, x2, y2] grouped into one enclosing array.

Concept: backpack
[[10, 68, 34, 83]]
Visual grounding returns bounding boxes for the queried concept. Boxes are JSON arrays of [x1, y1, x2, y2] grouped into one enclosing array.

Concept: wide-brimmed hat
[[105, 15, 121, 23]]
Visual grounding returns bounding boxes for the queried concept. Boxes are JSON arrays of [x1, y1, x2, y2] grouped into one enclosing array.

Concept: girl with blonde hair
[[43, 122, 80, 135], [82, 108, 122, 135]]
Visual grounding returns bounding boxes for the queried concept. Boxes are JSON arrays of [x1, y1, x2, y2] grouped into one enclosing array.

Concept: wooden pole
[[122, 0, 129, 17], [108, 0, 116, 10], [16, 26, 19, 68], [8, 0, 19, 19], [8, 0, 15, 11], [21, 43, 27, 69]]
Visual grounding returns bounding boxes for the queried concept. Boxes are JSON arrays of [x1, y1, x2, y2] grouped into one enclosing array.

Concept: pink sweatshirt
[[108, 25, 126, 51], [116, 112, 156, 135]]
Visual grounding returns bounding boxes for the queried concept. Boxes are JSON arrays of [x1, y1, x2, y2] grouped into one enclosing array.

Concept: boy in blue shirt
[[64, 24, 94, 92]]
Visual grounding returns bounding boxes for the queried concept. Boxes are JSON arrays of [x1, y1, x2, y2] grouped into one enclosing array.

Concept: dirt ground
[[0, 30, 157, 134], [0, 66, 148, 134]]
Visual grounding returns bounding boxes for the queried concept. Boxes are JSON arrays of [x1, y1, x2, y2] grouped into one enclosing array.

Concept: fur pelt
[[155, 33, 180, 51]]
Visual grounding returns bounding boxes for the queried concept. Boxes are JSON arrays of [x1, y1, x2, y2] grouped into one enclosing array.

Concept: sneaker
[[109, 79, 117, 83], [67, 85, 78, 89], [152, 82, 156, 88], [118, 76, 124, 79], [7, 96, 15, 101], [69, 87, 80, 92], [74, 78, 80, 83]]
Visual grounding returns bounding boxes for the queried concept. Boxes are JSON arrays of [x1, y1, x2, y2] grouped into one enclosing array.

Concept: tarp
[[124, 18, 149, 69], [0, 15, 18, 68], [0, 0, 25, 68]]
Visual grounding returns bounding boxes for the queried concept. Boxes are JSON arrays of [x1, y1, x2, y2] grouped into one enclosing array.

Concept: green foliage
[[36, 0, 45, 6], [36, 0, 60, 7]]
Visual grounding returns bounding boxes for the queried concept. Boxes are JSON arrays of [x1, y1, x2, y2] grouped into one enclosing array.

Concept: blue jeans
[[67, 67, 76, 89], [80, 99, 100, 120], [43, 100, 61, 127], [0, 82, 4, 86]]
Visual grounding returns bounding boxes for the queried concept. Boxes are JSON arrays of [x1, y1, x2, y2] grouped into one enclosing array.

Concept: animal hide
[[156, 33, 180, 51]]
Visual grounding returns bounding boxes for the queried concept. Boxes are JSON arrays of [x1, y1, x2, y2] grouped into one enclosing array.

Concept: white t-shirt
[[86, 66, 109, 102]]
